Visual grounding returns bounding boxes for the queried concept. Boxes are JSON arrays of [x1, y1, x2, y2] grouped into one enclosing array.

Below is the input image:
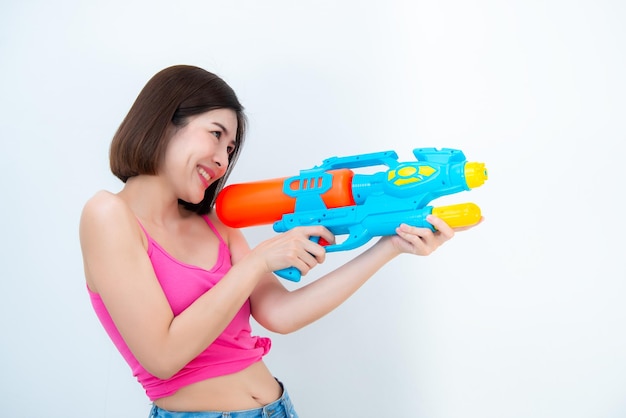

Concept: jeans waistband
[[149, 379, 297, 418]]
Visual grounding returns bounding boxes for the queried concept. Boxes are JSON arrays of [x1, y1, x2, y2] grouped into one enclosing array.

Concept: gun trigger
[[318, 237, 331, 246]]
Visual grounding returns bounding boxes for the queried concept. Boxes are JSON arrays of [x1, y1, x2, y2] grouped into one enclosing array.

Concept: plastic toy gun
[[215, 148, 488, 282]]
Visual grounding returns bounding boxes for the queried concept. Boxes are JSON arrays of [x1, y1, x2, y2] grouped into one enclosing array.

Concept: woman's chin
[[179, 192, 205, 206], [190, 195, 205, 205]]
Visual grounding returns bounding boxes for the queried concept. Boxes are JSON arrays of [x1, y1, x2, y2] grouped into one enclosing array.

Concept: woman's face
[[162, 108, 238, 204]]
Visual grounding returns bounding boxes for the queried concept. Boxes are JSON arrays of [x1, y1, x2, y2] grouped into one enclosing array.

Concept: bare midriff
[[153, 361, 283, 412]]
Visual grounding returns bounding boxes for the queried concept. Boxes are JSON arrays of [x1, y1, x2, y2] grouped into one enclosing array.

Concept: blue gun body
[[272, 147, 484, 281]]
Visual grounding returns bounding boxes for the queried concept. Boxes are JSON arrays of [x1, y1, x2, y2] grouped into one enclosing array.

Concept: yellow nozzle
[[464, 162, 488, 189], [432, 203, 482, 228]]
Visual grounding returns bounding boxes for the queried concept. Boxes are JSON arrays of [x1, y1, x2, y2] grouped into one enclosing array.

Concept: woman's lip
[[198, 164, 216, 178], [197, 165, 214, 187]]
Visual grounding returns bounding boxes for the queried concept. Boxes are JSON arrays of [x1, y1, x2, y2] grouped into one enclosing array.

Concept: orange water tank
[[215, 169, 356, 228]]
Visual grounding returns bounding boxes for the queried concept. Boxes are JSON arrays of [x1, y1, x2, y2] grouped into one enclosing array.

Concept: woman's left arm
[[246, 215, 477, 334]]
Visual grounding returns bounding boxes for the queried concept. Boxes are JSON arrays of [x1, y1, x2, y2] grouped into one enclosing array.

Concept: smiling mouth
[[198, 166, 212, 185]]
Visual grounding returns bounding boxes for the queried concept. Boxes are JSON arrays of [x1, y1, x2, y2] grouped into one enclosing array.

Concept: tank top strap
[[135, 218, 148, 235], [202, 215, 226, 245], [134, 218, 155, 250]]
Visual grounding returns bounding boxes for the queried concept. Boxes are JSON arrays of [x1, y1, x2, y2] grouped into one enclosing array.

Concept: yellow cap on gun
[[464, 162, 488, 189]]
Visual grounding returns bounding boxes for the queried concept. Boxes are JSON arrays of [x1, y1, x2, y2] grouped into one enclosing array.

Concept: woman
[[79, 65, 469, 417]]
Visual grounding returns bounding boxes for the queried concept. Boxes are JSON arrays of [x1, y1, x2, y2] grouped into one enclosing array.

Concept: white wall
[[1, 1, 625, 417]]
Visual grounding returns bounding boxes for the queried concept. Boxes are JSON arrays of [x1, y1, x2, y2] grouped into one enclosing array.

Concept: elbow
[[141, 358, 182, 381], [267, 325, 293, 336], [258, 315, 302, 335], [252, 294, 308, 335]]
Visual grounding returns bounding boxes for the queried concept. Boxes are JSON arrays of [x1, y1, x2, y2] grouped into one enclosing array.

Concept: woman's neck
[[118, 175, 187, 226]]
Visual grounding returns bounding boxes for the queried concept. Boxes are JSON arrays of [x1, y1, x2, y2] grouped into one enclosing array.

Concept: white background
[[1, 1, 625, 417]]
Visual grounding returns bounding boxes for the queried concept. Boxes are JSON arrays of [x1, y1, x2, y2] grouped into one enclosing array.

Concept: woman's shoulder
[[82, 190, 131, 220], [80, 190, 138, 239], [84, 189, 121, 205]]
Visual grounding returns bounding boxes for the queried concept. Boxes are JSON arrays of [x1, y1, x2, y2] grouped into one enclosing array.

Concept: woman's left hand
[[389, 215, 481, 256]]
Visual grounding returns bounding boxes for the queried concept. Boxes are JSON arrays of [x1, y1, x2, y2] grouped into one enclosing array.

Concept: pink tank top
[[88, 215, 271, 401]]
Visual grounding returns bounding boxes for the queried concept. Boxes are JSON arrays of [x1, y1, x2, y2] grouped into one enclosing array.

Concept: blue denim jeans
[[149, 381, 298, 418]]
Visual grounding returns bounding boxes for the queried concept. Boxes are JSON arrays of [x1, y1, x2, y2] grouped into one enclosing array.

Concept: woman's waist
[[154, 361, 282, 412]]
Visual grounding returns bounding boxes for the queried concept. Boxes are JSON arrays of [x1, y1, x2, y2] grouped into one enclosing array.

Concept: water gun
[[215, 148, 488, 282]]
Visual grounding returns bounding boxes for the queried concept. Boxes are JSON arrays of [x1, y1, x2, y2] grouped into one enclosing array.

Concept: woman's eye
[[212, 131, 222, 139], [227, 145, 235, 154]]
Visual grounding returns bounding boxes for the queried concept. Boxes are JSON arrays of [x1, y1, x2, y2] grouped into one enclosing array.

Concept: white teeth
[[198, 167, 211, 182]]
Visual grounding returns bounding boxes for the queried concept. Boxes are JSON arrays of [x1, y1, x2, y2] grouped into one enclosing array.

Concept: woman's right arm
[[79, 192, 268, 379]]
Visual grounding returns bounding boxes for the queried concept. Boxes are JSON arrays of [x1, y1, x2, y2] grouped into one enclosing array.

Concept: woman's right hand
[[250, 226, 335, 277]]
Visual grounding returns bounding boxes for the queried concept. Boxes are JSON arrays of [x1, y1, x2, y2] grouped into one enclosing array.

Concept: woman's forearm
[[267, 237, 400, 334]]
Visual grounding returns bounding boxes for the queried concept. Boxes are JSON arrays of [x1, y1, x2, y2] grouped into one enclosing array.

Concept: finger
[[303, 225, 336, 246], [301, 249, 322, 269], [303, 240, 327, 264], [318, 227, 336, 246], [293, 225, 334, 244], [274, 245, 313, 277], [396, 223, 435, 241], [284, 227, 328, 259], [426, 215, 455, 240], [395, 223, 446, 256], [391, 232, 431, 255], [285, 229, 328, 270], [395, 224, 434, 249], [289, 248, 322, 276]]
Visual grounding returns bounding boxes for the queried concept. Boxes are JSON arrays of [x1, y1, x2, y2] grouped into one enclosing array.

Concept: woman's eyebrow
[[213, 122, 229, 135]]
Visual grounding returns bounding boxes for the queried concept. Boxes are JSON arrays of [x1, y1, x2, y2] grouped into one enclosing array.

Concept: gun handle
[[273, 236, 325, 282], [274, 266, 302, 282]]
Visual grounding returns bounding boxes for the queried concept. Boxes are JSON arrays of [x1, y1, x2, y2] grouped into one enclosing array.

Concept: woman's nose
[[214, 149, 228, 168]]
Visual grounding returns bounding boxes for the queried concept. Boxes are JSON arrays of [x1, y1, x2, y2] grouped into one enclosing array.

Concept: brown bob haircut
[[109, 65, 247, 214]]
